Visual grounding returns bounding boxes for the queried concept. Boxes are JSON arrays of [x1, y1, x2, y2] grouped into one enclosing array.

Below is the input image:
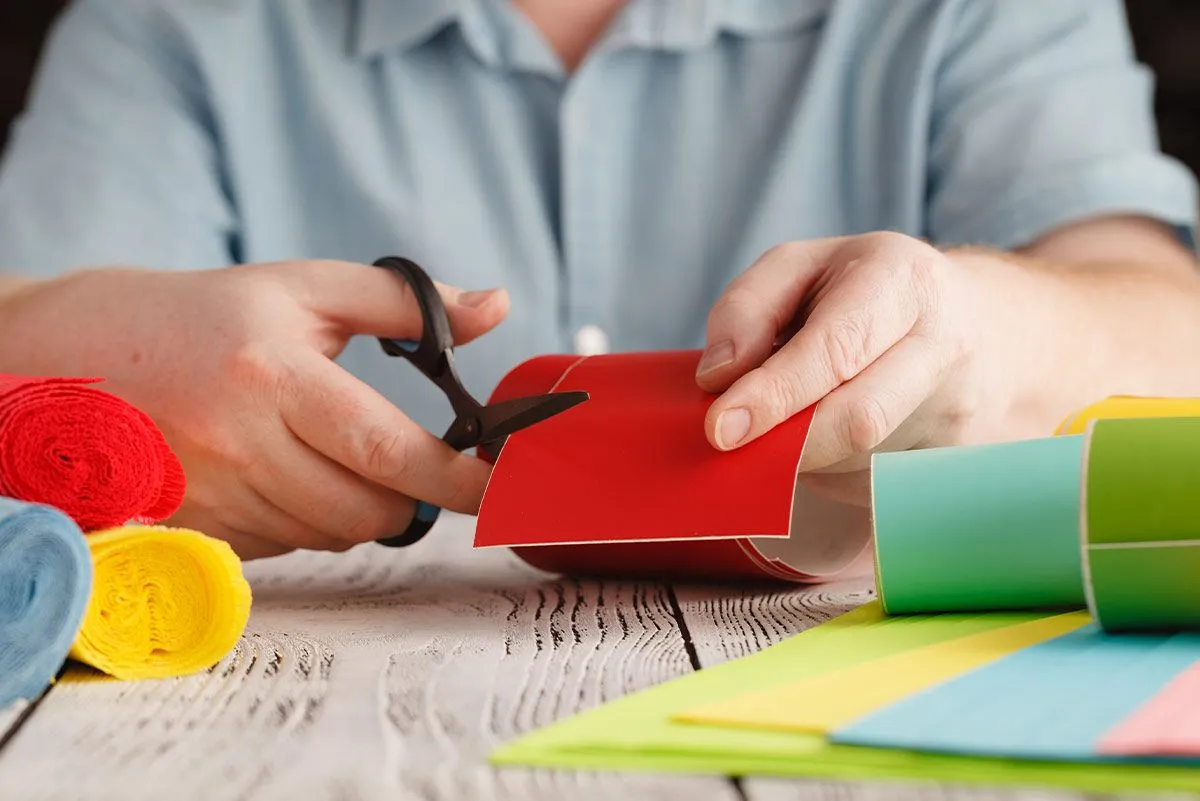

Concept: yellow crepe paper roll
[[1056, 396, 1200, 435], [69, 526, 251, 680]]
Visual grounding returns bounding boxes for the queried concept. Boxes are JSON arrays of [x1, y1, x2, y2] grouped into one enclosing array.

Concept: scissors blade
[[476, 391, 589, 446]]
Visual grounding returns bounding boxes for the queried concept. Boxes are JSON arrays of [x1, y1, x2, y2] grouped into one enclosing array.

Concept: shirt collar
[[349, 0, 832, 60], [616, 0, 832, 50], [351, 0, 467, 58]]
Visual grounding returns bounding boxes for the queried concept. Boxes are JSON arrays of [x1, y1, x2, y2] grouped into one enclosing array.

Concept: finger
[[174, 465, 355, 553], [696, 239, 845, 392], [705, 254, 922, 450], [796, 333, 946, 472], [271, 260, 510, 346], [167, 501, 295, 561], [243, 484, 361, 553], [251, 424, 419, 545], [280, 350, 492, 513]]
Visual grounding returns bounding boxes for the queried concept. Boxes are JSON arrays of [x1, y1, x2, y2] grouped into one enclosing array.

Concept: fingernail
[[457, 288, 498, 307], [716, 407, 751, 450], [696, 340, 735, 377]]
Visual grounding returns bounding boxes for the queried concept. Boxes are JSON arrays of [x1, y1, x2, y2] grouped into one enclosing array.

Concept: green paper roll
[[1083, 417, 1200, 632], [871, 436, 1085, 614]]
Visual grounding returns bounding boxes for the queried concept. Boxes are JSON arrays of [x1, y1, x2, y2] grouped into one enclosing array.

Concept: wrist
[[945, 246, 1084, 437], [0, 275, 47, 373]]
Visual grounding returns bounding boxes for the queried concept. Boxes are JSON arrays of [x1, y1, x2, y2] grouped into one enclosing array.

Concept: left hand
[[695, 232, 1009, 506]]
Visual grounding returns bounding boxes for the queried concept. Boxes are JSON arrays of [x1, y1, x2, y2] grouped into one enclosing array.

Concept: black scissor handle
[[373, 256, 454, 376], [377, 500, 440, 548], [372, 256, 471, 549]]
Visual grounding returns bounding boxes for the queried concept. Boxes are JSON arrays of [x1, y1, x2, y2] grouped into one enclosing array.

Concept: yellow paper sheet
[[676, 611, 1089, 734], [70, 525, 252, 680], [1056, 396, 1200, 435]]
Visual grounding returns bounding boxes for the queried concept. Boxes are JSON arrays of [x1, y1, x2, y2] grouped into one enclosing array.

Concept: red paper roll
[[0, 374, 185, 531], [476, 351, 874, 583]]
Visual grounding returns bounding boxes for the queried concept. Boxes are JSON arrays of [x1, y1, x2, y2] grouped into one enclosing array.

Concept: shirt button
[[573, 324, 610, 356]]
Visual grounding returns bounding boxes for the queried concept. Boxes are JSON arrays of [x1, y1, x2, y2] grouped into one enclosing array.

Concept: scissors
[[372, 256, 589, 548]]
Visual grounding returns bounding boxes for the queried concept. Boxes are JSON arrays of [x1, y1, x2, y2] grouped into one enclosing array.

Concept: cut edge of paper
[[868, 452, 888, 611], [1079, 419, 1100, 625], [472, 533, 791, 550], [475, 352, 589, 524]]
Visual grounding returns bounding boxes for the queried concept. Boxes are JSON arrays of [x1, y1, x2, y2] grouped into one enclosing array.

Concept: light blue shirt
[[0, 0, 1195, 433]]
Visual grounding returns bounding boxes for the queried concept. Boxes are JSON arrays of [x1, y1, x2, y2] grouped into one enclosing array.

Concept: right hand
[[0, 260, 510, 559]]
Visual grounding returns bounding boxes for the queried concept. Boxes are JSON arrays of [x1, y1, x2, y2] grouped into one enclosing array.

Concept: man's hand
[[697, 218, 1200, 508], [0, 260, 510, 559], [695, 233, 1005, 505]]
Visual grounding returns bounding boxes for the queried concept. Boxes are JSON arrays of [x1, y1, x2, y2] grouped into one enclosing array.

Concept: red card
[[474, 351, 873, 583]]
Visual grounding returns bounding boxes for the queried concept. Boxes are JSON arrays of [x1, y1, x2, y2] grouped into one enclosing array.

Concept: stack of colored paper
[[492, 604, 1200, 792]]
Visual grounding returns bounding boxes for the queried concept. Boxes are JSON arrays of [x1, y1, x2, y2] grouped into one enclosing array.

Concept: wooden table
[[0, 515, 1171, 801]]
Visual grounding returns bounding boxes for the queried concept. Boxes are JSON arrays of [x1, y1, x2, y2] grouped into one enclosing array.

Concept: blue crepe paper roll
[[0, 495, 92, 707]]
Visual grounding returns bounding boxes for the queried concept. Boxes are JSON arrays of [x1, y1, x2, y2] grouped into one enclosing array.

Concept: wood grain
[[0, 516, 736, 801], [3, 518, 1181, 800], [673, 578, 876, 665]]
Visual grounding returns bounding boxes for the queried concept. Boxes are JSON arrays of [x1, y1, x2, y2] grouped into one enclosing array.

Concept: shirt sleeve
[[925, 0, 1199, 252], [0, 0, 237, 275]]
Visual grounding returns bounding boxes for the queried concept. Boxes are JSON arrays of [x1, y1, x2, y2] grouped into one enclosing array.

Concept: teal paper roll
[[871, 435, 1085, 614], [0, 495, 92, 706]]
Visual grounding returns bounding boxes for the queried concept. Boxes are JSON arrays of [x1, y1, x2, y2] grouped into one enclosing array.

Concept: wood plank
[[673, 581, 1175, 801], [0, 515, 736, 801], [673, 578, 876, 666]]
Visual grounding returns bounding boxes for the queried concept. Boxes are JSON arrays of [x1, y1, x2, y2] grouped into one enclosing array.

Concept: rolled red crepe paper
[[0, 374, 185, 530]]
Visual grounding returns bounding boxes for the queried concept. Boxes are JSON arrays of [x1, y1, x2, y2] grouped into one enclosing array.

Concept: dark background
[[2, 2, 1199, 174]]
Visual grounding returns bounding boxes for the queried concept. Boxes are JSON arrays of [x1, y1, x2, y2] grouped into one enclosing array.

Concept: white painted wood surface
[[0, 516, 1173, 800], [0, 700, 27, 745]]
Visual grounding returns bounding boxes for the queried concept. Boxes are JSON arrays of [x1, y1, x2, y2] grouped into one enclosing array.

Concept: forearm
[[0, 273, 43, 372], [952, 246, 1200, 436], [0, 269, 145, 376]]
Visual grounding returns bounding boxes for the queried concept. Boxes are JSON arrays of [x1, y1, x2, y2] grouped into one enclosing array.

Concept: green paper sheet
[[1084, 417, 1200, 632], [493, 603, 1200, 793], [870, 436, 1085, 613]]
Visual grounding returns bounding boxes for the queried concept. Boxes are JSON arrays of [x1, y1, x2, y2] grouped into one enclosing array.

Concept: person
[[0, 0, 1196, 559]]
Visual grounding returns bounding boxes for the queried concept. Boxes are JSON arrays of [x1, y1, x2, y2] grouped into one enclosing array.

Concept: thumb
[[285, 259, 510, 345]]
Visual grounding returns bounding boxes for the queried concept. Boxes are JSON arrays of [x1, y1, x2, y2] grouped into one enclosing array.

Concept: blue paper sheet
[[833, 624, 1200, 762], [0, 496, 92, 706]]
